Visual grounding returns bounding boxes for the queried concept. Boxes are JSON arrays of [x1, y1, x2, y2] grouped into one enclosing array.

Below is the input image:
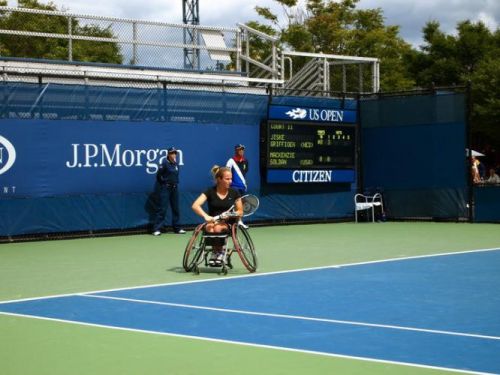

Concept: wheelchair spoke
[[232, 225, 258, 272], [182, 224, 205, 272]]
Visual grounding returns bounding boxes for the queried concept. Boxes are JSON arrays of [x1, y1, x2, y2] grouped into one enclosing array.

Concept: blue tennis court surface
[[2, 249, 500, 374]]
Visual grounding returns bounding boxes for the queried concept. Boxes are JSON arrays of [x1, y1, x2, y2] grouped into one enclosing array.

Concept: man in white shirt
[[485, 168, 500, 184]]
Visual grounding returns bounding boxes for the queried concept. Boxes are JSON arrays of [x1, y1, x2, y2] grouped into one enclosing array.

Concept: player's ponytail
[[211, 165, 231, 181], [211, 165, 220, 179]]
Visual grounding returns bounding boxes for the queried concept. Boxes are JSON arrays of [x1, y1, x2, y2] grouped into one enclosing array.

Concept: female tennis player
[[191, 166, 243, 265]]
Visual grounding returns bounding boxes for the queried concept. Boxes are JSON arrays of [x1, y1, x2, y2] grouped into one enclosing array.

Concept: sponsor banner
[[269, 105, 357, 123], [267, 169, 355, 183], [0, 119, 259, 197], [0, 135, 16, 176]]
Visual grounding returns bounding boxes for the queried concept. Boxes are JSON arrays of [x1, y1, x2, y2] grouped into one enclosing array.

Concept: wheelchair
[[182, 218, 257, 275]]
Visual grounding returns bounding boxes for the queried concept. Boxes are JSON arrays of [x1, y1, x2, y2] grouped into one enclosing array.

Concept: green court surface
[[1, 222, 499, 375]]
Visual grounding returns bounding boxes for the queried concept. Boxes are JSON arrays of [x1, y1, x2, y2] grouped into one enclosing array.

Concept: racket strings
[[242, 196, 259, 216]]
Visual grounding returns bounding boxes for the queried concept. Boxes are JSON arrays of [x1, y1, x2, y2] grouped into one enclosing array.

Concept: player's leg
[[205, 222, 229, 266]]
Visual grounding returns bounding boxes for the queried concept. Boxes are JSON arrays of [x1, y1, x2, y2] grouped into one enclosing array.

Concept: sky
[[7, 0, 500, 48]]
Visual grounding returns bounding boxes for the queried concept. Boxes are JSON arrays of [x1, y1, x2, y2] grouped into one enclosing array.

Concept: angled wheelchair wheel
[[232, 224, 257, 272], [182, 224, 205, 272]]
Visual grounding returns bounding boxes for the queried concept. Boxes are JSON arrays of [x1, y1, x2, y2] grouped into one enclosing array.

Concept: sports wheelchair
[[182, 218, 257, 275]]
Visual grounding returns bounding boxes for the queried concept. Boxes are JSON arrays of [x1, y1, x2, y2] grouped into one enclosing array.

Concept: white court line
[[82, 294, 500, 341], [1, 246, 499, 305], [0, 311, 495, 375], [1, 248, 499, 375]]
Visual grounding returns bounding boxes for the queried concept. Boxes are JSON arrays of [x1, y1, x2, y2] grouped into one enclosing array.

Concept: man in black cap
[[152, 147, 185, 235]]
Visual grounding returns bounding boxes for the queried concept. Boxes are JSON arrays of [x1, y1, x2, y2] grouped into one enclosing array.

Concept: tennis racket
[[214, 194, 260, 221]]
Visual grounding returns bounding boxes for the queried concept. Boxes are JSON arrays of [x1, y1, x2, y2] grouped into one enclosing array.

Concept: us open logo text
[[285, 107, 345, 122]]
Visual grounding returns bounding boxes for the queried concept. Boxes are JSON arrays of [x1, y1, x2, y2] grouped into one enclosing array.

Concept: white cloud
[[476, 11, 498, 30], [357, 0, 499, 47]]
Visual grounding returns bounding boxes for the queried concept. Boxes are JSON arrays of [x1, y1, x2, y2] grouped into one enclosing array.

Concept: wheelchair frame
[[182, 221, 257, 275]]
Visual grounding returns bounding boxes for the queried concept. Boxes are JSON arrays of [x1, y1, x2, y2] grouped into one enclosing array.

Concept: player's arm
[[192, 193, 213, 222], [235, 197, 243, 217]]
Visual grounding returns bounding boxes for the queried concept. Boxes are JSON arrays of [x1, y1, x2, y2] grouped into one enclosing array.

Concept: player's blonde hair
[[211, 165, 231, 180]]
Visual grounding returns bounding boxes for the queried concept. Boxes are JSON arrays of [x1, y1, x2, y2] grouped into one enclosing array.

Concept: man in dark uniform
[[153, 147, 185, 235]]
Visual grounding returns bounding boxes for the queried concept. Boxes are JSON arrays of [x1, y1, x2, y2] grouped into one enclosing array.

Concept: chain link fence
[[0, 6, 380, 95], [0, 6, 240, 72]]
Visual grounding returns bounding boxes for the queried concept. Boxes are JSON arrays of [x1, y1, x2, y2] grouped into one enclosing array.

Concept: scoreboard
[[261, 104, 357, 183], [266, 121, 355, 169]]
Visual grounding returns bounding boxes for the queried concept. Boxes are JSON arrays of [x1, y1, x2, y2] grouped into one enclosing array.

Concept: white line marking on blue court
[[81, 294, 500, 341], [0, 311, 495, 375], [1, 247, 499, 305]]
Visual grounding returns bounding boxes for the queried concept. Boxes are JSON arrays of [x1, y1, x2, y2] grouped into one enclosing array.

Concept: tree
[[470, 51, 500, 148], [0, 0, 122, 64], [408, 20, 500, 151], [251, 0, 415, 92], [407, 20, 496, 87]]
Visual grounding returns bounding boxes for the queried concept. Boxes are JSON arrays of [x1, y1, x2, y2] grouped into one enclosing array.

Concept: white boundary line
[[1, 247, 499, 375], [1, 246, 499, 305], [0, 311, 495, 375], [82, 294, 500, 341]]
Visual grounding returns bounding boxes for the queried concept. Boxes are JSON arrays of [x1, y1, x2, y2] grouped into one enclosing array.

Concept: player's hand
[[204, 215, 214, 223]]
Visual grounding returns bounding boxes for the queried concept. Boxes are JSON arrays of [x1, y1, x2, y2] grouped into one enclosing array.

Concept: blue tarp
[[0, 83, 354, 236], [360, 93, 468, 220]]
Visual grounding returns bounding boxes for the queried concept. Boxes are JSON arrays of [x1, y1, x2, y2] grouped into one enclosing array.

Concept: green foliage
[[249, 0, 415, 92], [72, 25, 122, 64], [470, 57, 500, 145], [0, 0, 122, 64], [409, 20, 500, 147], [255, 6, 279, 26], [409, 20, 497, 87]]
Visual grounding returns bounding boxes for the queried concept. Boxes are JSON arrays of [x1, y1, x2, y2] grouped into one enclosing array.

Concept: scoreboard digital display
[[267, 121, 355, 169], [262, 105, 357, 184]]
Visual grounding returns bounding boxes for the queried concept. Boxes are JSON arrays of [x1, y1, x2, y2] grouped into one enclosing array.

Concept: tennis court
[[1, 222, 500, 375]]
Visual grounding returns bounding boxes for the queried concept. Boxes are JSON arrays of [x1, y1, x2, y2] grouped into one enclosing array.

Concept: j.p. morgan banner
[[0, 119, 258, 197]]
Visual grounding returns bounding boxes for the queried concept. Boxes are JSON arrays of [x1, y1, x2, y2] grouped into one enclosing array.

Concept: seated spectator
[[471, 156, 482, 184], [485, 168, 500, 184], [477, 158, 486, 180]]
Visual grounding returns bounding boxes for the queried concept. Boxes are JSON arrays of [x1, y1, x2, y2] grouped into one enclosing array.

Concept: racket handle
[[214, 214, 226, 222]]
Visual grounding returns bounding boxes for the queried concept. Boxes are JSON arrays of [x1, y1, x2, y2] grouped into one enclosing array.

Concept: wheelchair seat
[[202, 230, 230, 247]]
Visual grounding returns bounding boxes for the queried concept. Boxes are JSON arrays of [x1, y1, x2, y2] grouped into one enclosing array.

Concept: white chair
[[354, 193, 384, 222]]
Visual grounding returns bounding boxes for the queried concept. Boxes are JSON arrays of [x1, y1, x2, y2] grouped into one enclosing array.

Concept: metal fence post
[[359, 64, 363, 93], [68, 16, 73, 62], [132, 22, 137, 66], [235, 28, 241, 72], [342, 64, 346, 93]]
